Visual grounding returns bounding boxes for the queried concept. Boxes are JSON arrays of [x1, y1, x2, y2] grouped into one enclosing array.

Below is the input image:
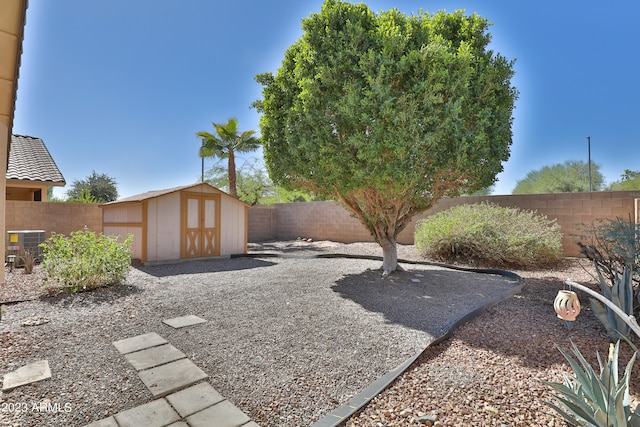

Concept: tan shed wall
[[101, 185, 248, 263], [146, 192, 181, 262], [103, 225, 143, 259], [102, 203, 144, 259], [103, 203, 143, 223], [220, 196, 247, 255], [189, 183, 218, 195]]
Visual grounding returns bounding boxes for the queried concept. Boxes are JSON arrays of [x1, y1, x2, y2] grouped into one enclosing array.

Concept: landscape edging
[[237, 253, 523, 426]]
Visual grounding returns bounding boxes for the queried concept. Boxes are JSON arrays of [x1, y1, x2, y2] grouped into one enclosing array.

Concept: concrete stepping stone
[[2, 360, 51, 391], [20, 315, 50, 326], [113, 332, 167, 355], [138, 358, 208, 398], [166, 382, 225, 418], [185, 400, 251, 427], [124, 344, 186, 371], [84, 416, 119, 427], [163, 315, 207, 329], [114, 399, 180, 427]]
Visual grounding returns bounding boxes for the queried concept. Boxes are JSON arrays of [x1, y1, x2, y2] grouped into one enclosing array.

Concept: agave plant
[[591, 265, 635, 341], [545, 340, 640, 427], [17, 248, 37, 274]]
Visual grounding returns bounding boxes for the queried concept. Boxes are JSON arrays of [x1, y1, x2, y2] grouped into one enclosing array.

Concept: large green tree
[[66, 170, 118, 202], [255, 1, 517, 274], [512, 160, 604, 194], [608, 169, 640, 191], [196, 117, 261, 199]]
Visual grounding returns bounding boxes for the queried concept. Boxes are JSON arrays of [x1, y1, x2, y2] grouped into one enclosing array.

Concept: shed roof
[[7, 134, 66, 185], [102, 183, 250, 207]]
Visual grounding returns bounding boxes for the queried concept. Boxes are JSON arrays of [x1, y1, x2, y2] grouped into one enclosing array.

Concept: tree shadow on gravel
[[40, 283, 142, 309], [136, 257, 277, 278], [331, 267, 520, 338]]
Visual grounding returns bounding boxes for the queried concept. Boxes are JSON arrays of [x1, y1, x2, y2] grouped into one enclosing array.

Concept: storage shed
[[101, 183, 248, 264]]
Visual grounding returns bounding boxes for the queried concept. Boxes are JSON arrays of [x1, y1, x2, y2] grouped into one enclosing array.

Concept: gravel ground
[[0, 240, 638, 427]]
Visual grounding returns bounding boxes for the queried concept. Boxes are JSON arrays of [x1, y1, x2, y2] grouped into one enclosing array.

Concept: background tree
[[512, 160, 603, 194], [608, 169, 640, 191], [67, 188, 100, 204], [46, 187, 64, 202], [255, 1, 517, 274], [465, 184, 495, 196], [204, 160, 323, 205], [196, 117, 261, 199], [204, 160, 272, 206], [66, 170, 119, 202]]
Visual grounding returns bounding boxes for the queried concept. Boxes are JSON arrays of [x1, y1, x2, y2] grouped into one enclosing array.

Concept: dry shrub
[[415, 202, 563, 268]]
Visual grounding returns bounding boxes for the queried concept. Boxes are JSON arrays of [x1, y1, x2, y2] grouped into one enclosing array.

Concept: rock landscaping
[[0, 240, 637, 426]]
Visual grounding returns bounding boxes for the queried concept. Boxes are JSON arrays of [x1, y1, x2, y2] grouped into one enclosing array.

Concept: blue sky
[[13, 0, 640, 199]]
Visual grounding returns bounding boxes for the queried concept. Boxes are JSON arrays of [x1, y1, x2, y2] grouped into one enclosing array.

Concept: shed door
[[181, 193, 220, 258]]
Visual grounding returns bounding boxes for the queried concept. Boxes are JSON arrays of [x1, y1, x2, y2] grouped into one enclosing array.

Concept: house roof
[[102, 183, 250, 207], [7, 134, 66, 185], [0, 0, 28, 155]]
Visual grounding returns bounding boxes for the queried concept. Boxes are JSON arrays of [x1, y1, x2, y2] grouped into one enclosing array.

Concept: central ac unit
[[7, 230, 46, 263]]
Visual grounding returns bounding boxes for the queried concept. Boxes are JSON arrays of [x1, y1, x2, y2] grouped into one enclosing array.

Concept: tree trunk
[[379, 234, 398, 276], [228, 150, 237, 198]]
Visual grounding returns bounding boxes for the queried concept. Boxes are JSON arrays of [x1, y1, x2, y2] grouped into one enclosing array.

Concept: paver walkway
[[85, 318, 259, 427]]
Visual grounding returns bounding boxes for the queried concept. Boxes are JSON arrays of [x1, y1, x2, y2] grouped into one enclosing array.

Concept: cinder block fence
[[248, 191, 640, 257], [6, 191, 640, 258], [6, 200, 102, 238]]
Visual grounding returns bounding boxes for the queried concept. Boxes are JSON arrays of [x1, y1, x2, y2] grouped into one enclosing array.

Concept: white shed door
[[181, 192, 220, 258]]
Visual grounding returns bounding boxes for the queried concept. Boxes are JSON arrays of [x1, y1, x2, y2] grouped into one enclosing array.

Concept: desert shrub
[[574, 216, 640, 316], [18, 248, 37, 274], [415, 202, 563, 268], [40, 228, 133, 292], [545, 340, 640, 426]]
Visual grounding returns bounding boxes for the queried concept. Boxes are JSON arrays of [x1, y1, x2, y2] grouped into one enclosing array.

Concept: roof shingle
[[7, 134, 65, 184]]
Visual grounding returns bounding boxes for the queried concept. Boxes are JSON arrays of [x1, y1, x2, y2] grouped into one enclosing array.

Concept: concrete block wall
[[415, 192, 640, 256], [247, 205, 278, 243], [7, 193, 640, 258], [6, 201, 103, 239], [275, 201, 372, 243], [248, 191, 640, 257]]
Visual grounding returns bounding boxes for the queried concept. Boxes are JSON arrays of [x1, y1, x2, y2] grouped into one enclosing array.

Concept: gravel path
[[0, 240, 638, 427]]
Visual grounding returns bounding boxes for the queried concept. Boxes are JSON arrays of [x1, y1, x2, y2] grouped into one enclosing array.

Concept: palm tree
[[196, 117, 260, 198]]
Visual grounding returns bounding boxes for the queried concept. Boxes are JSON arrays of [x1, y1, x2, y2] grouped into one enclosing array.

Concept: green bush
[[40, 228, 133, 292], [414, 202, 563, 268]]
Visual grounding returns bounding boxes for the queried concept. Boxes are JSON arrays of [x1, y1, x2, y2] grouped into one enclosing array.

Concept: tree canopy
[[608, 169, 640, 191], [512, 160, 604, 194], [196, 117, 261, 199], [66, 171, 118, 203], [204, 160, 325, 205], [255, 0, 517, 274], [204, 161, 272, 206]]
